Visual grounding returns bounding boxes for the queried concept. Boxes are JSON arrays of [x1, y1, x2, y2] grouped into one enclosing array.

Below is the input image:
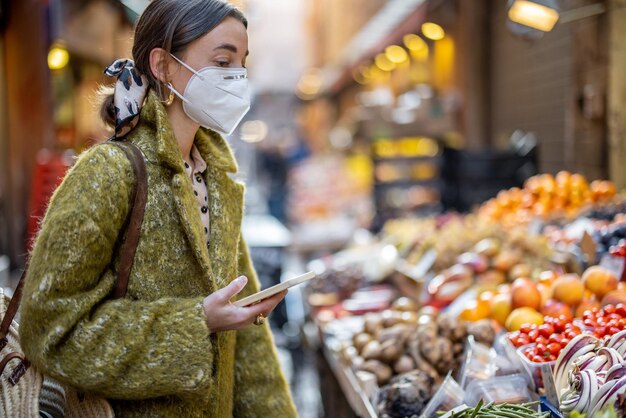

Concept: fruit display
[[479, 172, 617, 226], [309, 173, 626, 418], [581, 304, 626, 338], [405, 216, 552, 274], [507, 316, 583, 363]]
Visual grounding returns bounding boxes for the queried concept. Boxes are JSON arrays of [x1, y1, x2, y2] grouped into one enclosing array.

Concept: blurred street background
[[2, 1, 626, 417]]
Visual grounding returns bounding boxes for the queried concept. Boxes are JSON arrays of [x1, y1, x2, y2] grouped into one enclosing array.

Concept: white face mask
[[168, 54, 250, 136]]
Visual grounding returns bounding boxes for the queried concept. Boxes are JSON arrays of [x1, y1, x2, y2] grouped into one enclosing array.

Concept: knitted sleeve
[[20, 144, 213, 400], [232, 236, 298, 417]]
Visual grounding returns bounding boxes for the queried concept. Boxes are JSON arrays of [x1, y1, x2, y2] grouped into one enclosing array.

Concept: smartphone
[[233, 271, 316, 307]]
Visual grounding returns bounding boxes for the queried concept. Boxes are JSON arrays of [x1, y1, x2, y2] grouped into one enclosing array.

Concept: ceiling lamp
[[508, 0, 560, 32], [385, 45, 408, 64], [421, 22, 445, 41], [403, 34, 427, 52], [374, 53, 396, 72], [48, 42, 69, 71]]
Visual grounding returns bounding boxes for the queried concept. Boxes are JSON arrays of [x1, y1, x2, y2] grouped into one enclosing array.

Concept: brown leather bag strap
[[0, 270, 26, 345], [109, 141, 148, 299]]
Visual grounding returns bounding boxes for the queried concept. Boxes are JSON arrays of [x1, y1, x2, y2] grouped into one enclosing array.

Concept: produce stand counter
[[321, 338, 378, 418]]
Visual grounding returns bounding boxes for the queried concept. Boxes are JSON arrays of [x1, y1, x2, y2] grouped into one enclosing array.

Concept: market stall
[[304, 171, 626, 418]]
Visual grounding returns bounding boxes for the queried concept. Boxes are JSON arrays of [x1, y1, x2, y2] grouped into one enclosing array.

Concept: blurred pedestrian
[[20, 1, 297, 416]]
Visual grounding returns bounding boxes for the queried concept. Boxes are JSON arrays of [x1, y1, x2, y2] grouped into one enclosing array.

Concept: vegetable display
[[438, 400, 548, 418]]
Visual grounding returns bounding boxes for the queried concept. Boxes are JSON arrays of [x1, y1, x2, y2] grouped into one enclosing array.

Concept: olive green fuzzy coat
[[20, 91, 298, 417]]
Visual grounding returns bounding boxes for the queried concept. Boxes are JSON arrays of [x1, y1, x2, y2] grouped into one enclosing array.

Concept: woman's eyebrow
[[214, 43, 250, 56]]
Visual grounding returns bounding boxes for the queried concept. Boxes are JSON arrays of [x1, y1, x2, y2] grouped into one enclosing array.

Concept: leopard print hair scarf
[[104, 59, 148, 139]]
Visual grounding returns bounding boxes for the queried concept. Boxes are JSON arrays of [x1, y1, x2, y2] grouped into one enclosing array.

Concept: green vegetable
[[443, 401, 547, 418]]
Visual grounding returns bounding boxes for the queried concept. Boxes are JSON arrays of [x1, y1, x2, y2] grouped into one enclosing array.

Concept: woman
[[20, 0, 298, 416]]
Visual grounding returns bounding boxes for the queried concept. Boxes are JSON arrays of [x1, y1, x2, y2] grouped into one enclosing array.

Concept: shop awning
[[324, 0, 427, 94]]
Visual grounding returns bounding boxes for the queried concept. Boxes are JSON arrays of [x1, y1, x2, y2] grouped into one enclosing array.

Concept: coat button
[[201, 206, 208, 214]]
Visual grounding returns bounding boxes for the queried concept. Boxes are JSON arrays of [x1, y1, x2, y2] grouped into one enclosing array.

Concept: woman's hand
[[202, 276, 287, 332]]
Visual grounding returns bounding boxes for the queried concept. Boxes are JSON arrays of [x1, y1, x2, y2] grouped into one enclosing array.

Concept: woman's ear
[[149, 48, 172, 84]]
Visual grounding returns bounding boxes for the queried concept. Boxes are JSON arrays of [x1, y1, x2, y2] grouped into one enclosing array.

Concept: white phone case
[[233, 271, 316, 307]]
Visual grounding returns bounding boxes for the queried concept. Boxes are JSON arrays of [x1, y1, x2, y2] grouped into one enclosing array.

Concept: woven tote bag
[[0, 141, 146, 418]]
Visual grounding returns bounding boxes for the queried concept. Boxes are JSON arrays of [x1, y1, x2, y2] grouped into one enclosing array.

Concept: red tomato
[[536, 336, 549, 346], [536, 343, 547, 354], [548, 354, 557, 362], [584, 318, 598, 328], [560, 337, 571, 348], [615, 303, 626, 317], [605, 304, 616, 315], [547, 343, 561, 356], [538, 324, 555, 338], [520, 324, 534, 334], [554, 319, 568, 333], [610, 327, 622, 335], [549, 334, 563, 344], [595, 328, 607, 338], [528, 329, 539, 341], [532, 355, 545, 363], [518, 336, 531, 346]]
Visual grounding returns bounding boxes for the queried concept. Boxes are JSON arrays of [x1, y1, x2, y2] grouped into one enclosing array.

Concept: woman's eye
[[216, 61, 230, 68]]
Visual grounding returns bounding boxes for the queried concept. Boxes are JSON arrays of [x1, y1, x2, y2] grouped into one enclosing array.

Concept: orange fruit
[[552, 274, 584, 306], [491, 293, 512, 326], [460, 299, 491, 322], [505, 307, 544, 331], [582, 266, 618, 299]]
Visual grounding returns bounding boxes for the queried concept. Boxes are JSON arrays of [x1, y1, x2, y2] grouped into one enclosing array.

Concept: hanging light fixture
[[421, 22, 445, 41], [48, 42, 70, 71], [507, 0, 560, 32]]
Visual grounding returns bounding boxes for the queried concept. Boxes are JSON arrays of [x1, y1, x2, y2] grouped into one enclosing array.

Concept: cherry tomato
[[615, 303, 626, 317], [583, 310, 594, 320], [547, 343, 561, 356], [536, 343, 547, 354], [560, 337, 571, 348], [528, 329, 539, 341], [605, 304, 616, 315], [518, 336, 531, 346], [595, 328, 607, 338], [532, 355, 545, 363], [536, 336, 549, 346], [549, 334, 563, 344], [554, 319, 568, 333], [610, 327, 622, 335], [584, 318, 598, 328], [538, 324, 555, 338], [520, 324, 534, 334], [548, 354, 557, 362]]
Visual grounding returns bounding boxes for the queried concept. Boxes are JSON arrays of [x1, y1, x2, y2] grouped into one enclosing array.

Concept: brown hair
[[100, 0, 247, 127]]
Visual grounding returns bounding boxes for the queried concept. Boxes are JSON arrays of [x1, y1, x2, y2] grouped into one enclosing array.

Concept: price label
[[600, 254, 626, 280]]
